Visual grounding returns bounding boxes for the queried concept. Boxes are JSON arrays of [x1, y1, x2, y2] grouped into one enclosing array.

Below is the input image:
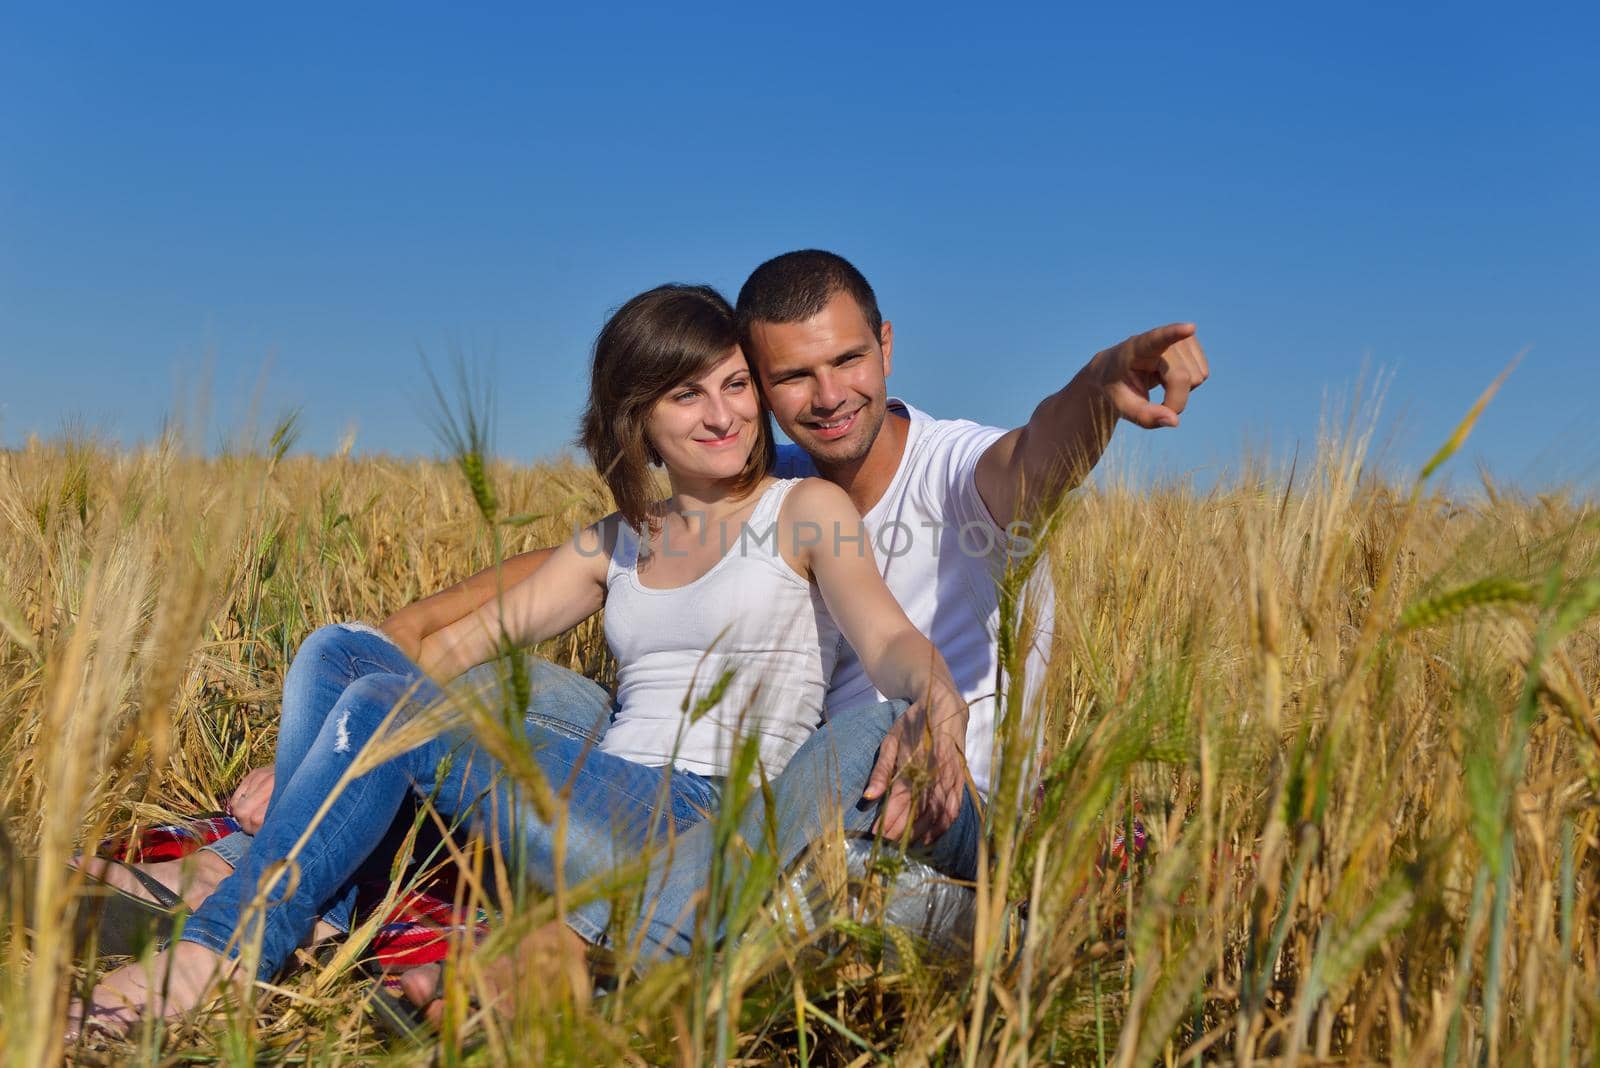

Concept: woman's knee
[[284, 623, 413, 712], [290, 622, 364, 667], [289, 622, 406, 676], [283, 625, 358, 702]]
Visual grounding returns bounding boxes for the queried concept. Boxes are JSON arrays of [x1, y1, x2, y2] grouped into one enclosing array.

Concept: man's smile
[[805, 408, 860, 441]]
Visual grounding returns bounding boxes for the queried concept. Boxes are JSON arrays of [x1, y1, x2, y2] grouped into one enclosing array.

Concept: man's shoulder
[[896, 400, 1007, 464]]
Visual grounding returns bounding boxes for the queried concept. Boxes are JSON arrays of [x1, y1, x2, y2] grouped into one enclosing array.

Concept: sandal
[[28, 858, 188, 958]]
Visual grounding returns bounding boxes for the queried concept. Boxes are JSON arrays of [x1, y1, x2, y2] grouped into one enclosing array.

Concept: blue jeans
[[199, 623, 617, 931], [179, 624, 722, 979], [597, 699, 985, 966]]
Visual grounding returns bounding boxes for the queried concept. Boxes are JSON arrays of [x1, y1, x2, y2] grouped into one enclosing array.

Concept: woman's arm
[[779, 479, 971, 845], [236, 540, 593, 803], [416, 521, 614, 682], [380, 546, 558, 662]]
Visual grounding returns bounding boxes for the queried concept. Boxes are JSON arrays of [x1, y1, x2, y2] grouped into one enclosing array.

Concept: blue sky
[[2, 3, 1595, 488]]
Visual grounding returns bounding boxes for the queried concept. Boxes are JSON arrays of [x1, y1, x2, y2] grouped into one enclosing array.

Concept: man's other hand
[[1092, 322, 1210, 429]]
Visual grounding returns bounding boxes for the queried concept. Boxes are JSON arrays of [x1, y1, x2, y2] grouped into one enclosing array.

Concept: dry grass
[[0, 405, 1596, 1065]]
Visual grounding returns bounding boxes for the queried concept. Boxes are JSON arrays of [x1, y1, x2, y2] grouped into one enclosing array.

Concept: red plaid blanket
[[97, 814, 489, 972]]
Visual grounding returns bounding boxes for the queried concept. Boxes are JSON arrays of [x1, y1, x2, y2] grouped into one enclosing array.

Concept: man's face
[[747, 290, 895, 468]]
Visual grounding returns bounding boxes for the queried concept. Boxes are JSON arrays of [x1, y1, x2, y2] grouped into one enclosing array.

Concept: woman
[[68, 283, 968, 1036]]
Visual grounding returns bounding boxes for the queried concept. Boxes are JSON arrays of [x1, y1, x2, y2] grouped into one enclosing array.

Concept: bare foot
[[64, 941, 245, 1041], [71, 850, 234, 910], [396, 921, 592, 1028]]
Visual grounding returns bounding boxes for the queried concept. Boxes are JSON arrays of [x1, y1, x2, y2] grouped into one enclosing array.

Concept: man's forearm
[[1014, 363, 1120, 513], [379, 546, 557, 659], [983, 323, 1206, 528]]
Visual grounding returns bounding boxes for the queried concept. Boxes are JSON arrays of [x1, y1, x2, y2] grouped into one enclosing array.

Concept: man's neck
[[812, 407, 911, 516]]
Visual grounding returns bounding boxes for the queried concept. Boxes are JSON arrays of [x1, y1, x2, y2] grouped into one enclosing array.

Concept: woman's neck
[[660, 472, 767, 524]]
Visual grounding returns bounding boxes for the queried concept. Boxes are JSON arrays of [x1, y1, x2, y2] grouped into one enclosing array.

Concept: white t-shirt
[[775, 399, 1054, 797]]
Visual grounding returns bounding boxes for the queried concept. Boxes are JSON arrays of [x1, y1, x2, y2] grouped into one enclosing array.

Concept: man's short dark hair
[[735, 250, 883, 350]]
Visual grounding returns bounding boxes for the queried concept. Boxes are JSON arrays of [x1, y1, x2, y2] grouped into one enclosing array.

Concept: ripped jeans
[[196, 623, 616, 936], [179, 623, 719, 980]]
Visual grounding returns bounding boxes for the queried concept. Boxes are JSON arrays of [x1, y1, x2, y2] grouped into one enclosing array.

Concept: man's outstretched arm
[[975, 323, 1210, 527]]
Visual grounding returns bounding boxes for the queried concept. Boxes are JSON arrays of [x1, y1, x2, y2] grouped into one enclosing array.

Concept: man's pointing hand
[[1092, 322, 1210, 430]]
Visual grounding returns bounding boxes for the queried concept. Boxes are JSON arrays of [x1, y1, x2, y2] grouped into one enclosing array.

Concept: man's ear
[[878, 320, 894, 378]]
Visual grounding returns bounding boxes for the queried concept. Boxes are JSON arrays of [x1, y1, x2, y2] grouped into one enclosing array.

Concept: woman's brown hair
[[579, 284, 775, 530]]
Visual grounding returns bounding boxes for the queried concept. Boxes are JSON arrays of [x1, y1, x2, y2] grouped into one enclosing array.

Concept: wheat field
[[1, 400, 1596, 1065]]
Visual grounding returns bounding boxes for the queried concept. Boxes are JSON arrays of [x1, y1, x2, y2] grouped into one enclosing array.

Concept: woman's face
[[645, 347, 761, 485]]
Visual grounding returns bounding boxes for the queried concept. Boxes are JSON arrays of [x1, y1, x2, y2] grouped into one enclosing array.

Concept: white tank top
[[598, 479, 841, 780]]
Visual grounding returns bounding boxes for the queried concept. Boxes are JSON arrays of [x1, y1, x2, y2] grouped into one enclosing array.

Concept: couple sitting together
[[68, 249, 1208, 1036]]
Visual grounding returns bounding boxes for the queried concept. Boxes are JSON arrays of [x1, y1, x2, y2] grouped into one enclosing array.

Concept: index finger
[[1130, 322, 1196, 363]]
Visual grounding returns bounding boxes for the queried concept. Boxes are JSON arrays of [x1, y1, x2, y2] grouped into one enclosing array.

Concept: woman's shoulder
[[774, 477, 861, 535], [781, 476, 854, 514]]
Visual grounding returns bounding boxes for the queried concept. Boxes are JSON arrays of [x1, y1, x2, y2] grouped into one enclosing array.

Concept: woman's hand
[[228, 767, 275, 835], [863, 683, 971, 845]]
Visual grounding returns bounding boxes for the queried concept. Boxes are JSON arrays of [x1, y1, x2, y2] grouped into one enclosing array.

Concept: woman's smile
[[695, 430, 744, 448]]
